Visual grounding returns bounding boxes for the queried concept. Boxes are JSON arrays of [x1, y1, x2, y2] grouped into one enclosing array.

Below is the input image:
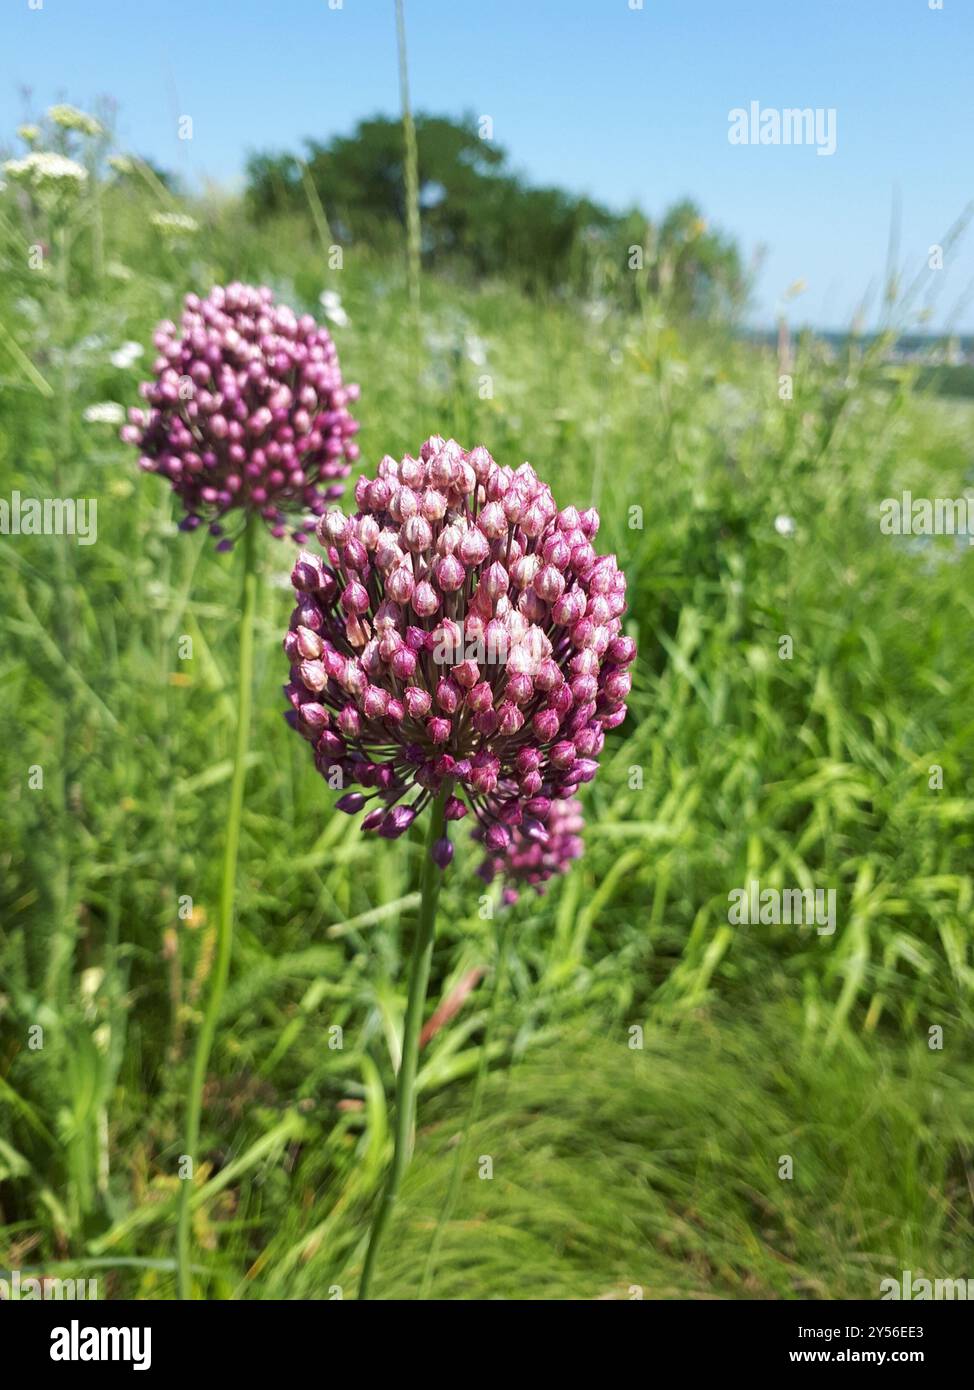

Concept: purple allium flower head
[[282, 436, 635, 866], [121, 282, 360, 547], [475, 796, 585, 903]]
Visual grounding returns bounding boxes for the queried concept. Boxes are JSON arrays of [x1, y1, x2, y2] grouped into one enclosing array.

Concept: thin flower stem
[[358, 786, 449, 1299], [395, 0, 422, 344], [418, 895, 509, 1299], [176, 517, 259, 1299]]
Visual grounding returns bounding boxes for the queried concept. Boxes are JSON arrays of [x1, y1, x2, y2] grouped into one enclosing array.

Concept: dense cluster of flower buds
[[122, 283, 360, 547], [282, 436, 635, 871], [475, 796, 585, 903]]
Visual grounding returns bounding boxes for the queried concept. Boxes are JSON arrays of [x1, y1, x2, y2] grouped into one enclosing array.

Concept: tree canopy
[[245, 113, 746, 314]]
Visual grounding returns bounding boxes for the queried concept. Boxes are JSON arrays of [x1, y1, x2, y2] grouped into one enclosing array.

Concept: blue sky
[[3, 0, 972, 331]]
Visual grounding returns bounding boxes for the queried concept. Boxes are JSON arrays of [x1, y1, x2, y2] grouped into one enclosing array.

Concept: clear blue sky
[[3, 0, 972, 331]]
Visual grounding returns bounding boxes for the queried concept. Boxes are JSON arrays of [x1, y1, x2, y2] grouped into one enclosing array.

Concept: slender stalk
[[176, 518, 259, 1299], [45, 220, 75, 1015], [419, 904, 509, 1299], [395, 0, 422, 333], [358, 788, 448, 1299]]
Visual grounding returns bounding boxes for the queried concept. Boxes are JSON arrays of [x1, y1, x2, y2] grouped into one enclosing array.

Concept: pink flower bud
[[468, 681, 494, 712], [434, 553, 466, 592], [386, 563, 415, 604], [404, 686, 432, 718], [402, 514, 432, 552], [298, 659, 327, 692], [411, 580, 440, 617], [436, 678, 461, 714], [532, 708, 561, 741], [391, 646, 417, 680], [459, 527, 490, 566]]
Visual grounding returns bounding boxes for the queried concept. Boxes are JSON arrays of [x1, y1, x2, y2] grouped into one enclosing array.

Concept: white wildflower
[[17, 124, 40, 146], [83, 402, 125, 425], [319, 288, 349, 328], [110, 341, 144, 370], [774, 514, 796, 538], [47, 104, 102, 137], [3, 152, 88, 190], [108, 154, 136, 176]]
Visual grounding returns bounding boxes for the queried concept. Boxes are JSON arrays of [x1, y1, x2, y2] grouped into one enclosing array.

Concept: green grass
[[0, 168, 972, 1299]]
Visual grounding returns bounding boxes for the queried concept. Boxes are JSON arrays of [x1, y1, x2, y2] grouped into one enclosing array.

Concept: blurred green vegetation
[[0, 113, 972, 1299], [244, 112, 746, 311]]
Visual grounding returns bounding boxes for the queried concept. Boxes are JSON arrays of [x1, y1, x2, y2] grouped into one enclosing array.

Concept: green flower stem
[[395, 0, 422, 344], [358, 787, 449, 1299], [176, 518, 259, 1299], [419, 899, 509, 1299]]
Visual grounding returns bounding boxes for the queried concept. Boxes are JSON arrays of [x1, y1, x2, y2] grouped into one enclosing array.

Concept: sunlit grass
[[1, 170, 972, 1298]]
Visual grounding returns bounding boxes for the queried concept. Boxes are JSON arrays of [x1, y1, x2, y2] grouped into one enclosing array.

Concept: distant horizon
[[3, 0, 972, 332]]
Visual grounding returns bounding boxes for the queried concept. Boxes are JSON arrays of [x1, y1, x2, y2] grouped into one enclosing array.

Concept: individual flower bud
[[453, 659, 480, 689], [402, 514, 432, 553], [296, 700, 328, 728], [532, 707, 561, 741], [485, 823, 511, 851], [477, 501, 508, 539], [291, 551, 327, 591], [436, 678, 461, 714], [431, 835, 454, 868], [496, 702, 524, 736], [434, 553, 466, 593], [604, 668, 633, 701], [504, 672, 534, 705], [298, 659, 327, 692], [550, 740, 577, 770], [386, 563, 415, 604], [404, 686, 432, 718], [534, 564, 566, 603], [468, 681, 494, 713], [459, 527, 490, 566], [608, 635, 636, 665], [363, 686, 390, 720], [340, 580, 370, 616], [391, 645, 418, 680], [411, 580, 440, 617], [379, 804, 417, 838], [481, 561, 509, 601]]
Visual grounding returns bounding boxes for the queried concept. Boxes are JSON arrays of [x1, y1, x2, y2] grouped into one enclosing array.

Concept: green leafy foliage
[[0, 139, 971, 1298]]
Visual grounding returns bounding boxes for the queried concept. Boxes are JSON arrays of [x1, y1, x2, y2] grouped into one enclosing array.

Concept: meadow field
[[1, 131, 973, 1302]]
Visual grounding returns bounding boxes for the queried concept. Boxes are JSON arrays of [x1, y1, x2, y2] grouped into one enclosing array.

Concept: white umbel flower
[[774, 514, 796, 537], [3, 152, 88, 189], [110, 341, 144, 369], [47, 104, 102, 137]]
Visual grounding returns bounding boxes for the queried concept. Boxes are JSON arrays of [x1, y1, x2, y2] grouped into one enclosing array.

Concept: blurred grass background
[[1, 112, 973, 1300]]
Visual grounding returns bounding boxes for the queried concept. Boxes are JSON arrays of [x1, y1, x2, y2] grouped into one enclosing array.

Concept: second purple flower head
[[123, 282, 360, 548]]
